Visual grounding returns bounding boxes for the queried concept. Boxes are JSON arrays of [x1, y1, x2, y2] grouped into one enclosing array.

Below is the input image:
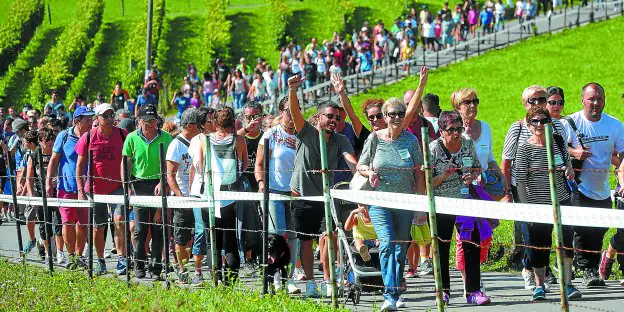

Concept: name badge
[[480, 144, 489, 152], [554, 154, 564, 166], [399, 148, 411, 161], [460, 187, 470, 196], [462, 156, 473, 168]]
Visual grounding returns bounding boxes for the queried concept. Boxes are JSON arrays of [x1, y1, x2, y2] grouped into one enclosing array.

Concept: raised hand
[[419, 66, 428, 86], [331, 73, 345, 94], [287, 74, 306, 90]]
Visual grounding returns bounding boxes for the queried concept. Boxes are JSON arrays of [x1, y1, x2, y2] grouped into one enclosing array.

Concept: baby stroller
[[331, 182, 384, 305]]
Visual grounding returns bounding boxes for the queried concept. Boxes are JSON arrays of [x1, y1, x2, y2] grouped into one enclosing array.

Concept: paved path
[[1, 220, 624, 311]]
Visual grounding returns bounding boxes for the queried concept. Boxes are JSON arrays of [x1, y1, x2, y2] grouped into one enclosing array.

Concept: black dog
[[266, 234, 291, 294]]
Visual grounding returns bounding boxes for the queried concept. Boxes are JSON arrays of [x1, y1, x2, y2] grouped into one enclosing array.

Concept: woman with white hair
[[356, 97, 425, 311]]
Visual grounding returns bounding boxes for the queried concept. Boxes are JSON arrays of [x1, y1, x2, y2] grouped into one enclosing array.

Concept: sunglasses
[[547, 100, 564, 106], [100, 112, 115, 119], [527, 97, 547, 105], [322, 113, 342, 121], [529, 117, 551, 126], [460, 98, 480, 106], [245, 114, 262, 121], [386, 111, 406, 119], [444, 126, 464, 133], [367, 113, 384, 121]]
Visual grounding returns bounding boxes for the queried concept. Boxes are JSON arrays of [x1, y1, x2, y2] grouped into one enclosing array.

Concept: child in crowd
[[344, 205, 378, 261], [406, 213, 433, 277]]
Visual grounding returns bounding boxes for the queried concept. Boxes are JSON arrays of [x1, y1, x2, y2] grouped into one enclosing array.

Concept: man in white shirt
[[166, 108, 200, 283], [561, 82, 624, 287]]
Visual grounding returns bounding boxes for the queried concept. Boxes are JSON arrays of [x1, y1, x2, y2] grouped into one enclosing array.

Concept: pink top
[[434, 23, 442, 38], [468, 9, 478, 25], [374, 45, 384, 60], [75, 127, 128, 194]]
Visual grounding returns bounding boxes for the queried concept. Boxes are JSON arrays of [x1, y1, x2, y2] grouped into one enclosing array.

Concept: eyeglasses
[[529, 117, 551, 126], [244, 114, 262, 121], [386, 111, 406, 119], [443, 126, 464, 133], [460, 98, 480, 106], [100, 112, 115, 119], [527, 97, 547, 105], [367, 113, 384, 121], [547, 100, 564, 106], [322, 113, 342, 121]]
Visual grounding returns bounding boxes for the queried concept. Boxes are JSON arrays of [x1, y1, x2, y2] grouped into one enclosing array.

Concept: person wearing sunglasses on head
[[357, 97, 426, 311], [287, 74, 358, 298], [429, 110, 490, 306], [514, 106, 581, 301], [561, 83, 624, 288], [500, 85, 567, 290]]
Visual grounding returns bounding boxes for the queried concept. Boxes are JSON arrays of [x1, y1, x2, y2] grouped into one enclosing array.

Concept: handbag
[[350, 132, 379, 190], [481, 170, 505, 201]]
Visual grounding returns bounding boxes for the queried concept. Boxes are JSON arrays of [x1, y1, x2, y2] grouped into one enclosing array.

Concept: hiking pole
[[159, 143, 170, 289], [7, 151, 24, 261], [319, 132, 337, 308], [545, 125, 570, 312], [422, 127, 445, 312]]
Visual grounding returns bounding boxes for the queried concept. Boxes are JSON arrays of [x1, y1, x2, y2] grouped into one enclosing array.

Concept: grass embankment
[[347, 16, 624, 272], [0, 260, 346, 311]]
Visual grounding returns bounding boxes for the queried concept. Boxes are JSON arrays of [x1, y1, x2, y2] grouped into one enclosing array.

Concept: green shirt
[[122, 128, 173, 180]]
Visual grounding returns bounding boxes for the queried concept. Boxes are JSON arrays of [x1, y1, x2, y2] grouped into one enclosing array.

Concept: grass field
[[0, 260, 346, 311], [347, 16, 624, 272]]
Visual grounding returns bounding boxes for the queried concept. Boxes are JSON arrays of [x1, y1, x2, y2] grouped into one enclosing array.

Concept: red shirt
[[407, 116, 438, 148], [75, 127, 128, 194]]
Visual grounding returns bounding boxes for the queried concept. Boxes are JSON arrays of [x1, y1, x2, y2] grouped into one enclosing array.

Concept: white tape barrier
[[0, 192, 324, 209], [330, 189, 624, 229]]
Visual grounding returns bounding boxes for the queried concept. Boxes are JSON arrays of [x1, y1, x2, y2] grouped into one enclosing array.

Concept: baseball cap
[[73, 106, 96, 118], [11, 118, 27, 132], [180, 107, 200, 127], [138, 104, 158, 121], [94, 103, 114, 116]]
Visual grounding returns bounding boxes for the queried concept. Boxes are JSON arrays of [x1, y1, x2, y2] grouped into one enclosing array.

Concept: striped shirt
[[515, 141, 571, 204], [502, 119, 565, 186]]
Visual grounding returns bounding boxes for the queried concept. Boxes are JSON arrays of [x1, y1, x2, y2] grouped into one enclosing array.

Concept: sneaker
[[135, 267, 146, 279], [23, 240, 36, 254], [599, 251, 615, 280], [467, 290, 491, 305], [293, 267, 306, 281], [95, 259, 108, 275], [191, 272, 205, 287], [396, 298, 406, 309], [359, 244, 371, 262], [582, 268, 605, 287], [56, 251, 68, 265], [320, 280, 332, 297], [304, 280, 321, 298], [379, 299, 397, 311], [76, 256, 88, 269], [567, 284, 582, 300], [522, 268, 536, 290], [543, 280, 551, 293], [405, 268, 418, 278], [419, 258, 434, 275], [116, 257, 128, 275], [37, 240, 46, 260], [546, 267, 558, 285], [532, 286, 546, 301], [287, 279, 301, 294]]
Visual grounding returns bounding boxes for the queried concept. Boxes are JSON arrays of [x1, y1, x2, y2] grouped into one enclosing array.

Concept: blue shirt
[[52, 127, 80, 192], [8, 135, 25, 172], [174, 97, 190, 118], [136, 94, 157, 108], [358, 52, 372, 72]]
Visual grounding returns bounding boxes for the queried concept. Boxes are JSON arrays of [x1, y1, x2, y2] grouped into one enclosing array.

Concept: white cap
[[94, 103, 114, 115]]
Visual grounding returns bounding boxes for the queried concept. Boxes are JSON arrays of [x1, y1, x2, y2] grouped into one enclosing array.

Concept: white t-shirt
[[422, 22, 434, 38], [166, 135, 193, 196], [260, 125, 297, 192], [424, 116, 439, 133], [188, 134, 205, 197], [561, 111, 624, 200], [463, 120, 495, 170]]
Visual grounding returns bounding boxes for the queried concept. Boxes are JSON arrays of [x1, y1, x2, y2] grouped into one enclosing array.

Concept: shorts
[[455, 234, 492, 271], [58, 190, 88, 224], [268, 190, 297, 239], [92, 187, 124, 228], [410, 223, 432, 246], [305, 79, 317, 89], [25, 205, 39, 221], [173, 208, 194, 245], [291, 199, 326, 241]]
